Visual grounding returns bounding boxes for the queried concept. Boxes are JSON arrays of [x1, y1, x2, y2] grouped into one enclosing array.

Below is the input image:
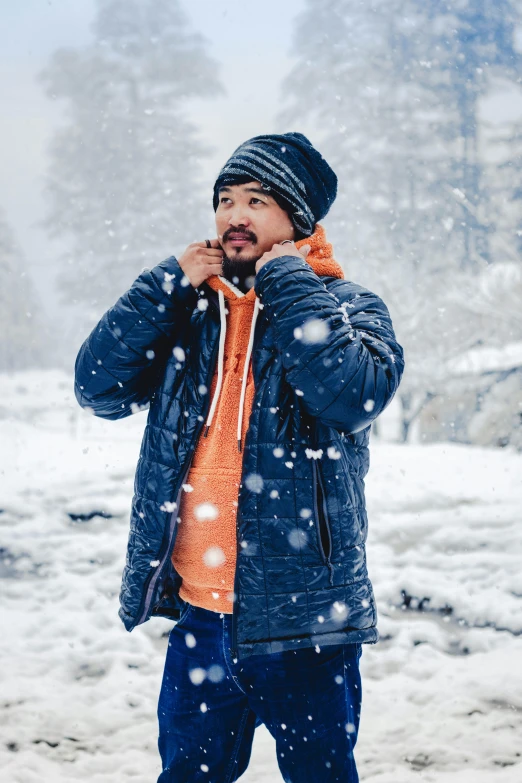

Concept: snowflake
[[288, 529, 308, 550], [185, 633, 196, 648], [338, 301, 352, 324], [160, 501, 177, 513], [194, 502, 219, 522], [207, 664, 225, 683], [327, 446, 342, 460], [189, 668, 206, 685], [203, 546, 226, 568], [302, 318, 329, 344], [245, 473, 264, 493], [331, 601, 349, 622]]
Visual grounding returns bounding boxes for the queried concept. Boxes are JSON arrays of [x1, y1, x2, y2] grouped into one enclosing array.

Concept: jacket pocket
[[177, 599, 193, 625], [312, 459, 332, 563]]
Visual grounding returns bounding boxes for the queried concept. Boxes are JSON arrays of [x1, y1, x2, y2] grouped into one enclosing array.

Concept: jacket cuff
[[150, 255, 200, 313], [254, 254, 309, 299]]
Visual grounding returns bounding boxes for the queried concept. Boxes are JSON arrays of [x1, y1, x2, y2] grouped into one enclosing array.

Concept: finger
[[299, 244, 311, 257], [200, 248, 224, 257], [195, 238, 222, 249]]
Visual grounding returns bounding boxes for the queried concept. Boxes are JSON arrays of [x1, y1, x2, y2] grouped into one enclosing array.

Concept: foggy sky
[[1, 1, 521, 320], [0, 0, 305, 313]]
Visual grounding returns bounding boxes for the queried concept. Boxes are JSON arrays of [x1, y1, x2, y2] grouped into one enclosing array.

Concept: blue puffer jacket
[[74, 247, 405, 660]]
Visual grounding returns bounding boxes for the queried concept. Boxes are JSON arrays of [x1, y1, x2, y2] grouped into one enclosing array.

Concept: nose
[[227, 207, 251, 229]]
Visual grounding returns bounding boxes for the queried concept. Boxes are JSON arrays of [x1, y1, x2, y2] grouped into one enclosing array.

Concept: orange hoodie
[[171, 224, 345, 614]]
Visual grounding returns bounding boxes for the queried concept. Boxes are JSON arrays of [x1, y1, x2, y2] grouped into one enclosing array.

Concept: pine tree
[[490, 119, 522, 260], [0, 211, 45, 371], [278, 0, 522, 441], [408, 0, 522, 270], [277, 0, 449, 285], [279, 0, 521, 276], [38, 0, 224, 325]]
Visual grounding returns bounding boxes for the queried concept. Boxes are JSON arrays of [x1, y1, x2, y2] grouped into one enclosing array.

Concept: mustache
[[222, 228, 257, 243]]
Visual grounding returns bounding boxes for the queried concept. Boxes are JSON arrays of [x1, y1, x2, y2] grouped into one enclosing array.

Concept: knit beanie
[[212, 132, 338, 237]]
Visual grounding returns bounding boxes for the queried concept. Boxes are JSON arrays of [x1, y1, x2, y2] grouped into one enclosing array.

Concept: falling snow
[[194, 501, 219, 522], [1, 371, 521, 781], [202, 546, 226, 568]]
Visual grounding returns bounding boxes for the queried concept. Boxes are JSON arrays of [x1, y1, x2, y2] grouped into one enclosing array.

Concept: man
[[74, 132, 405, 782]]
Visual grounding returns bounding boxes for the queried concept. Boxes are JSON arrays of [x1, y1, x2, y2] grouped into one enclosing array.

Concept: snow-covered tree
[[38, 0, 224, 325], [0, 211, 45, 371], [278, 0, 522, 442], [408, 0, 522, 270], [279, 0, 521, 275], [490, 118, 522, 261]]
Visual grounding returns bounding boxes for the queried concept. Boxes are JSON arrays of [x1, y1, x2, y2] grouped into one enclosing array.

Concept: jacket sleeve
[[254, 255, 405, 433], [74, 256, 199, 420]]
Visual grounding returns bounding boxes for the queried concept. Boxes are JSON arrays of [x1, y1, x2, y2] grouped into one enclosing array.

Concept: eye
[[251, 198, 265, 204], [219, 197, 231, 203]]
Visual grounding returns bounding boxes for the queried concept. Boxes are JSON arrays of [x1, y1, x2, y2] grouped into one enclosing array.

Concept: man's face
[[215, 181, 295, 265]]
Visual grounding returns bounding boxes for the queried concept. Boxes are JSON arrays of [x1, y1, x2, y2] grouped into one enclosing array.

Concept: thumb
[[299, 244, 312, 258]]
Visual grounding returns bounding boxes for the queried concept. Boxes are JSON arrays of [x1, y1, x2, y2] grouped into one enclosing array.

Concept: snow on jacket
[[171, 226, 345, 614], [74, 223, 405, 660]]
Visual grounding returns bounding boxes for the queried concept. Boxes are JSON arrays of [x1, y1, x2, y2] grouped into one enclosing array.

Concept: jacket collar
[[202, 223, 344, 305]]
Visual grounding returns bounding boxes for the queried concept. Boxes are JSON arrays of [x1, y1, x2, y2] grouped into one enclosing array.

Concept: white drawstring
[[237, 296, 261, 452], [203, 289, 226, 439], [203, 290, 261, 453]]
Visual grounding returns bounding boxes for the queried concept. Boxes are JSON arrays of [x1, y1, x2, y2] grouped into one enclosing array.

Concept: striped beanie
[[212, 132, 337, 237]]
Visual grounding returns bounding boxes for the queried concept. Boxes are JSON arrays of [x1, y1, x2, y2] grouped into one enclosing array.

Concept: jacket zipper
[[229, 502, 241, 660], [230, 303, 261, 660], [135, 332, 221, 626], [312, 458, 334, 586]]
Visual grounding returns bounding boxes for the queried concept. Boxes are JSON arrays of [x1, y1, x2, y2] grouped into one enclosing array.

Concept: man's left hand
[[255, 242, 311, 274]]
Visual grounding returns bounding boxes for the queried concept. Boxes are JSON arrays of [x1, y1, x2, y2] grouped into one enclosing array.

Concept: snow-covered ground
[[1, 370, 521, 782]]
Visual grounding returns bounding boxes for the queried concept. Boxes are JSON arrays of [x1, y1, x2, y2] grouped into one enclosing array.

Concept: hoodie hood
[[202, 223, 344, 451], [205, 222, 344, 303]]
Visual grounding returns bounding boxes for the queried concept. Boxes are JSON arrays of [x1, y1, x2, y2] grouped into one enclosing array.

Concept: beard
[[221, 251, 260, 293]]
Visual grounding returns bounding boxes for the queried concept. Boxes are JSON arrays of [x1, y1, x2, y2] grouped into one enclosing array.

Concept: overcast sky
[[0, 0, 306, 310]]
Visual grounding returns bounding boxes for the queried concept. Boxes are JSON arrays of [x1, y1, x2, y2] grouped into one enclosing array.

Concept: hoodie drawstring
[[237, 296, 261, 452], [203, 290, 261, 453]]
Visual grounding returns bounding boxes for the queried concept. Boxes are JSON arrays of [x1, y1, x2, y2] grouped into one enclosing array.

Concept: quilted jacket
[[74, 236, 405, 660]]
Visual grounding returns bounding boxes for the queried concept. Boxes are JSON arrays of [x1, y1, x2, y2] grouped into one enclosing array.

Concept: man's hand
[[178, 239, 224, 288], [255, 242, 311, 275]]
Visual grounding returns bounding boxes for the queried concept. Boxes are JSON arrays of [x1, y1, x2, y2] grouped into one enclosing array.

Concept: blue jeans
[[157, 600, 363, 782]]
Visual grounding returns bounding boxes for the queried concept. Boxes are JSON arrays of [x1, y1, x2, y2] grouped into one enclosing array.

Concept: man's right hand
[[178, 239, 224, 289]]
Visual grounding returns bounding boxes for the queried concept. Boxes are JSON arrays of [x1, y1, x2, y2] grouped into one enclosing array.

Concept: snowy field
[[1, 370, 521, 783]]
